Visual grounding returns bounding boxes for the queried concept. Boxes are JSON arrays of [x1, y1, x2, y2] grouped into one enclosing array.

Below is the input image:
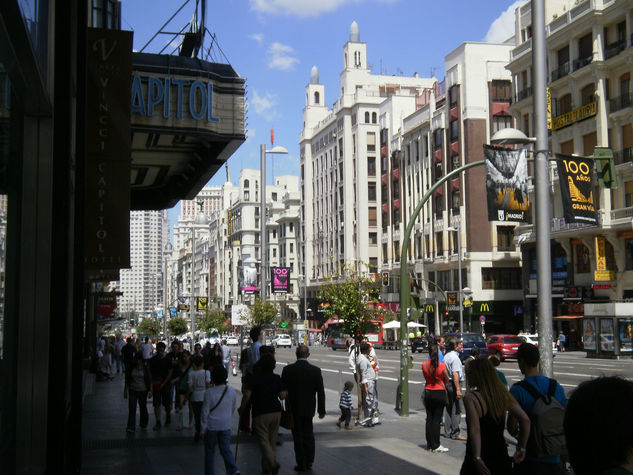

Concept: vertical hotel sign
[[84, 28, 133, 276], [594, 236, 614, 281]]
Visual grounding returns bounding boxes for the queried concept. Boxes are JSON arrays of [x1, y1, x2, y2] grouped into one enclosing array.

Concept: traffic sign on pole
[[479, 315, 486, 323]]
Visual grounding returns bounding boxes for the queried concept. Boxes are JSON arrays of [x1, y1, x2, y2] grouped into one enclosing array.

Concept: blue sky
[[124, 0, 526, 226]]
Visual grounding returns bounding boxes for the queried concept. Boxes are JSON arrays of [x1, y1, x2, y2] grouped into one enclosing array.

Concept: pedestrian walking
[[336, 381, 354, 430], [174, 350, 193, 431], [358, 342, 379, 426], [460, 357, 530, 474], [443, 337, 466, 441], [140, 337, 154, 361], [281, 345, 325, 472], [149, 341, 174, 430], [188, 354, 211, 441], [124, 353, 151, 433], [114, 336, 125, 373], [221, 339, 233, 375], [201, 366, 240, 475], [121, 337, 137, 374], [557, 330, 566, 352], [422, 344, 450, 453], [239, 353, 284, 474]]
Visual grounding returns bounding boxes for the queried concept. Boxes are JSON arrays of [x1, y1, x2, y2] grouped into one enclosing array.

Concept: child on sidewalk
[[336, 381, 354, 430]]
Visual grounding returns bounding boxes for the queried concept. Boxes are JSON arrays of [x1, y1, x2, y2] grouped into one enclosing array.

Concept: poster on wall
[[582, 318, 596, 350], [600, 318, 615, 352], [619, 319, 633, 353], [556, 154, 597, 225], [238, 265, 258, 293], [271, 267, 290, 293], [484, 145, 531, 222]]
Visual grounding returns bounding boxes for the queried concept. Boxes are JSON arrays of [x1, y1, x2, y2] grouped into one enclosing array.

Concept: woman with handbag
[[238, 353, 286, 475], [422, 344, 450, 453]]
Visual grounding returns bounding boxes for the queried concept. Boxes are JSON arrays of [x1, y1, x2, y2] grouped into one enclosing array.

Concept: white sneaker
[[432, 445, 449, 453]]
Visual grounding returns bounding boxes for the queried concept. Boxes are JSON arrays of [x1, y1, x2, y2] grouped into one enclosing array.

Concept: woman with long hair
[[174, 350, 193, 431], [206, 342, 223, 371], [422, 344, 450, 453], [460, 358, 530, 475]]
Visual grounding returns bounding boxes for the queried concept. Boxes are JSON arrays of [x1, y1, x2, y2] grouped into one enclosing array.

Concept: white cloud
[[251, 91, 277, 116], [250, 33, 264, 44], [483, 1, 527, 43], [250, 0, 361, 18], [267, 42, 299, 71]]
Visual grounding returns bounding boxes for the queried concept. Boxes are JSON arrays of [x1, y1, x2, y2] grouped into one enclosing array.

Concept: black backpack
[[516, 378, 567, 458]]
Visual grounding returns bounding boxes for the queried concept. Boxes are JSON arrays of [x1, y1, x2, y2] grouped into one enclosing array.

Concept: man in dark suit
[[281, 345, 326, 472]]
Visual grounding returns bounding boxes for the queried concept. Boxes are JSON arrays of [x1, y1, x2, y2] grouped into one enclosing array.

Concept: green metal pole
[[398, 160, 485, 416]]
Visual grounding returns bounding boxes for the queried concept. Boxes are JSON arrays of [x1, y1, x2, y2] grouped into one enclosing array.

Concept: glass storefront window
[[17, 0, 49, 81]]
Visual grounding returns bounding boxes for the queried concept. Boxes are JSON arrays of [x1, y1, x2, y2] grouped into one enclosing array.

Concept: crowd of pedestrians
[[107, 330, 633, 475]]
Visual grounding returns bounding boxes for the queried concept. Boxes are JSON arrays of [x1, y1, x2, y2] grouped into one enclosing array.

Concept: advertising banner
[[197, 297, 208, 311], [594, 236, 614, 281], [238, 265, 258, 293], [583, 318, 596, 350], [231, 304, 248, 326], [169, 307, 178, 318], [84, 28, 133, 274], [271, 267, 290, 293], [484, 145, 530, 222], [556, 154, 597, 224]]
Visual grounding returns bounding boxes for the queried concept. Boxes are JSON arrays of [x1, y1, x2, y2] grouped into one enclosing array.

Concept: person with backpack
[[508, 342, 567, 475]]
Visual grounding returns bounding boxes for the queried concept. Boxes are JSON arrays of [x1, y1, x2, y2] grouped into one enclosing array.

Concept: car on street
[[410, 336, 429, 353], [519, 333, 557, 353], [486, 334, 524, 361], [272, 334, 292, 348], [445, 332, 488, 361], [226, 335, 239, 345]]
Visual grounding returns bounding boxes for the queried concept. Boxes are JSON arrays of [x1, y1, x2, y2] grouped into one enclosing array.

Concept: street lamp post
[[163, 242, 173, 341], [190, 202, 209, 340], [260, 144, 288, 303]]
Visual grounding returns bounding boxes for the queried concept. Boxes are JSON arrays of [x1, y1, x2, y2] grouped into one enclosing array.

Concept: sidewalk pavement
[[81, 371, 465, 474]]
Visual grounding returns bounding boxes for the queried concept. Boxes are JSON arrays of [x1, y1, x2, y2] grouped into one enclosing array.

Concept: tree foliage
[[137, 318, 160, 338], [198, 308, 230, 334], [168, 317, 188, 336], [248, 299, 279, 327], [318, 265, 384, 343]]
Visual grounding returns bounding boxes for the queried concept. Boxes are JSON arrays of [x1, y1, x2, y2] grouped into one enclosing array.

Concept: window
[[368, 207, 377, 226], [490, 80, 511, 102], [481, 267, 522, 289], [244, 179, 250, 188], [273, 248, 277, 258], [92, 0, 117, 29], [449, 86, 459, 107], [369, 257, 378, 274], [290, 222, 294, 232], [394, 241, 400, 262], [367, 157, 376, 176], [449, 120, 459, 142], [290, 243, 294, 253], [433, 128, 443, 150], [365, 111, 370, 123], [492, 115, 513, 134], [369, 232, 377, 245], [368, 183, 376, 201], [451, 189, 460, 212], [372, 112, 377, 124], [382, 243, 388, 263], [367, 132, 376, 152], [244, 191, 250, 201], [581, 83, 595, 106], [435, 232, 443, 256], [497, 226, 515, 251], [314, 91, 320, 104], [575, 242, 590, 273], [557, 93, 572, 116], [626, 181, 633, 208]]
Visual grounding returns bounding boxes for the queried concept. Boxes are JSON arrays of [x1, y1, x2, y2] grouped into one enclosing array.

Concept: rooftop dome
[[350, 21, 360, 42], [310, 65, 319, 84]]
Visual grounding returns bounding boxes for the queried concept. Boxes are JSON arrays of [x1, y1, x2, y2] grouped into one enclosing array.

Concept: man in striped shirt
[[336, 381, 354, 430]]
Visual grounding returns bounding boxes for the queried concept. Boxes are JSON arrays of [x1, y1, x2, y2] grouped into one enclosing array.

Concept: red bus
[[325, 319, 384, 350]]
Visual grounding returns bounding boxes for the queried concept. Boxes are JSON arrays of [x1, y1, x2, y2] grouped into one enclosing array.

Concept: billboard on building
[[271, 267, 290, 293], [238, 265, 258, 293], [484, 145, 530, 222], [556, 154, 597, 225]]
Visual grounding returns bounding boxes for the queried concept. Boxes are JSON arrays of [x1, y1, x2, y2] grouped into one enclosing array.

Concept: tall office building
[[300, 22, 435, 306], [118, 210, 169, 315], [174, 186, 223, 250]]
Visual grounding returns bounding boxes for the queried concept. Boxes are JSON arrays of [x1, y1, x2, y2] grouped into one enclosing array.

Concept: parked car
[[272, 334, 292, 348], [519, 333, 557, 353], [226, 335, 239, 346], [410, 336, 429, 353], [445, 332, 488, 361], [486, 334, 524, 361]]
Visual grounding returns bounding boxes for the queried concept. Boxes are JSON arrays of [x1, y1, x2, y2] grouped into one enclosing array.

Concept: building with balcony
[[300, 22, 435, 317], [507, 0, 633, 346], [388, 40, 522, 334]]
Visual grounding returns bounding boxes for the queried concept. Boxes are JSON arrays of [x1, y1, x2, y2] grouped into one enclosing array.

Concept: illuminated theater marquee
[[131, 75, 220, 123]]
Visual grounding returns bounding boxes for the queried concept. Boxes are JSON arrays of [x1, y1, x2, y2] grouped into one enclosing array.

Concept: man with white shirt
[[443, 337, 466, 441], [140, 337, 154, 361], [358, 342, 380, 427]]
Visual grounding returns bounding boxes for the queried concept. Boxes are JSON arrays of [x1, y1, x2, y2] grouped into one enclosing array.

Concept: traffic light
[[594, 147, 616, 189], [382, 272, 389, 287], [445, 311, 449, 317], [281, 322, 287, 328]]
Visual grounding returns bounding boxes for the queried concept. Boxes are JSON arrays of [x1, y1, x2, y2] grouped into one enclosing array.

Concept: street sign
[[479, 315, 486, 323], [231, 304, 248, 326]]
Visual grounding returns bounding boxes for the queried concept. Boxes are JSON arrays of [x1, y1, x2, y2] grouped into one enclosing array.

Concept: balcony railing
[[572, 55, 593, 71], [614, 147, 633, 166], [551, 62, 570, 82], [609, 94, 633, 113], [515, 86, 532, 103], [612, 206, 633, 221], [604, 39, 626, 60]]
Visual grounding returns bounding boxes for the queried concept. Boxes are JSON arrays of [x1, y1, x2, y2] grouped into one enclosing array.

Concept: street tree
[[137, 318, 160, 339], [198, 308, 229, 334], [248, 299, 279, 327], [318, 265, 383, 343], [168, 317, 188, 336]]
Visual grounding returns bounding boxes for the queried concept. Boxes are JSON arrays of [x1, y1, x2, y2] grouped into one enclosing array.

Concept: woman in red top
[[422, 344, 450, 452]]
